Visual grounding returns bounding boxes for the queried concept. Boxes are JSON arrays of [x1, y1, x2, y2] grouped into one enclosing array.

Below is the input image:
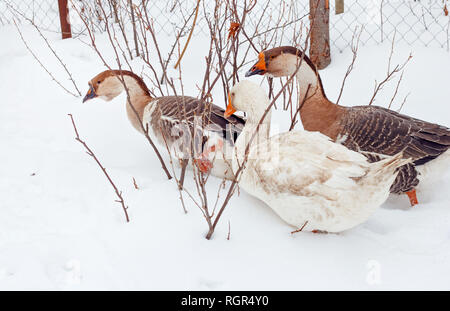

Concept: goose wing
[[340, 105, 450, 166], [247, 131, 370, 198], [155, 96, 245, 144]]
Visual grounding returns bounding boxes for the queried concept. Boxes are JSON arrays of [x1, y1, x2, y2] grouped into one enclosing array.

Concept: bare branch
[[68, 114, 130, 223]]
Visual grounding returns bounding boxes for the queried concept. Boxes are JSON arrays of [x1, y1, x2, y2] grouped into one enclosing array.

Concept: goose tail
[[369, 152, 411, 178]]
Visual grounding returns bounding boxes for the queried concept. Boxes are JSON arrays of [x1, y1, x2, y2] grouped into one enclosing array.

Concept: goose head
[[245, 46, 313, 78], [83, 70, 149, 103], [83, 70, 123, 103], [245, 46, 326, 100], [225, 80, 270, 121]]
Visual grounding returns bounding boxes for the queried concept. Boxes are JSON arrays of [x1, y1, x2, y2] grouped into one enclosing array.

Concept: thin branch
[[6, 1, 82, 96], [335, 26, 363, 105], [12, 20, 79, 98], [368, 54, 412, 106], [68, 114, 130, 223], [174, 0, 201, 69]]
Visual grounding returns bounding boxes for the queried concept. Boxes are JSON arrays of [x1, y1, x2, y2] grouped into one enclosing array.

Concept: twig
[[129, 0, 140, 57], [88, 0, 173, 180], [291, 221, 308, 234], [6, 1, 82, 96], [388, 70, 405, 109], [289, 84, 311, 131], [132, 177, 139, 190], [396, 92, 411, 113], [174, 0, 201, 69], [12, 20, 79, 98], [336, 26, 363, 105], [68, 114, 130, 223], [369, 52, 412, 106]]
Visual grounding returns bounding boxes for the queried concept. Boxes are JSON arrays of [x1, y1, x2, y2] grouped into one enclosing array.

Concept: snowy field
[[1, 9, 450, 290]]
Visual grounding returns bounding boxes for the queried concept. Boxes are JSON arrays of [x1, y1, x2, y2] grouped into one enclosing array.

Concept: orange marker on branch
[[228, 22, 240, 40]]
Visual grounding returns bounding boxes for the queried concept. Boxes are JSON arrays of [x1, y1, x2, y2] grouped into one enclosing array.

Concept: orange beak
[[245, 52, 267, 77], [224, 93, 236, 118]]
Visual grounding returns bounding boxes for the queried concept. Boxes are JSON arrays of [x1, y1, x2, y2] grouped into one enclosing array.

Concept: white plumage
[[227, 81, 410, 232]]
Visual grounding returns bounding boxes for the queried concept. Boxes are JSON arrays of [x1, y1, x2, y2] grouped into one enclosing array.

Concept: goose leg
[[178, 158, 189, 190], [405, 189, 419, 207]]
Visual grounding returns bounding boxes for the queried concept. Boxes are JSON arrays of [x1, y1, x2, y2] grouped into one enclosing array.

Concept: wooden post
[[58, 0, 72, 39], [335, 0, 344, 15], [309, 0, 331, 69]]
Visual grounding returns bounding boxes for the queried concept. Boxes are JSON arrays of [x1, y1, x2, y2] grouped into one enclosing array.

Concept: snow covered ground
[[1, 18, 450, 290]]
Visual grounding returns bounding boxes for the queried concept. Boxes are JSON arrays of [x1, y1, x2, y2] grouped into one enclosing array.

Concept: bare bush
[[6, 0, 82, 97]]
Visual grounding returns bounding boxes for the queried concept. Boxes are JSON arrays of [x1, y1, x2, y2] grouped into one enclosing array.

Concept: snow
[[1, 13, 450, 291]]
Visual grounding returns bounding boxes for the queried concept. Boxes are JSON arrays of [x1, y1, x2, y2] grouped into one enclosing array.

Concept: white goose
[[245, 46, 450, 207], [225, 81, 410, 233]]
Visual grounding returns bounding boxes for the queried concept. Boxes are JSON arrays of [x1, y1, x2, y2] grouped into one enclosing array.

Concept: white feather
[[417, 149, 450, 187], [230, 81, 408, 233]]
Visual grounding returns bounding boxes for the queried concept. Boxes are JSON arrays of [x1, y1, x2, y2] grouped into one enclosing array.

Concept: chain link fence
[[1, 0, 449, 52], [332, 0, 450, 52], [0, 0, 60, 32]]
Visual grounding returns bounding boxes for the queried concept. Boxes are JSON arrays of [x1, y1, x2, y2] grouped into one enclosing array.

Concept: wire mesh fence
[[332, 0, 450, 52], [1, 0, 449, 52], [0, 0, 61, 32]]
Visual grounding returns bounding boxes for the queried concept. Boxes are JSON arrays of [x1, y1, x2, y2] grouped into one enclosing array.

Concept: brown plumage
[[147, 95, 244, 150], [83, 70, 245, 179], [246, 46, 450, 204], [339, 105, 450, 193]]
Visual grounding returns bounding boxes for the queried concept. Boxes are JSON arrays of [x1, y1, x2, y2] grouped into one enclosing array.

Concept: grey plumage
[[340, 105, 450, 193], [148, 96, 245, 153]]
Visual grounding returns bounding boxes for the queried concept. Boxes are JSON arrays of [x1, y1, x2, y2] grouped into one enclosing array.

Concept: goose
[[245, 46, 450, 206], [82, 70, 245, 182], [224, 80, 409, 233]]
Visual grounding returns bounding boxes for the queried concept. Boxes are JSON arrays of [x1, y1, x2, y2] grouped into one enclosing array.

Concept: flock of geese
[[82, 46, 450, 233]]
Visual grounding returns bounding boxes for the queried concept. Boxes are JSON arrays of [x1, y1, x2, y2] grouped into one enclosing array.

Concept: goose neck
[[294, 60, 323, 104], [118, 74, 152, 133], [232, 109, 271, 173]]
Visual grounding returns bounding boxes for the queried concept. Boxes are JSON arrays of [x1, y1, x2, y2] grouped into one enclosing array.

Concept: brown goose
[[82, 70, 244, 180], [245, 46, 450, 206]]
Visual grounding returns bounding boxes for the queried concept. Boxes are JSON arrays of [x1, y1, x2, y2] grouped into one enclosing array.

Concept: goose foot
[[193, 140, 223, 174], [405, 189, 418, 207], [194, 158, 213, 174]]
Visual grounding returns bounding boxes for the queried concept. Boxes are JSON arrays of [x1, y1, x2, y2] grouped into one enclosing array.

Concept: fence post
[[58, 0, 72, 39], [335, 0, 344, 14], [309, 0, 331, 69]]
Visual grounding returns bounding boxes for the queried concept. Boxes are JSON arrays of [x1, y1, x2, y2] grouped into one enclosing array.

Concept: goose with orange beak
[[245, 52, 267, 77], [224, 80, 409, 233], [245, 46, 450, 207]]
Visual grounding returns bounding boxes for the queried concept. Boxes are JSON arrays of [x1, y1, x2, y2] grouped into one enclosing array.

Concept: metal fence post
[[58, 0, 72, 39]]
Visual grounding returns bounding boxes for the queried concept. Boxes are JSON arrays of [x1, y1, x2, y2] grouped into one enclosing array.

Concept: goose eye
[[97, 81, 101, 84]]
